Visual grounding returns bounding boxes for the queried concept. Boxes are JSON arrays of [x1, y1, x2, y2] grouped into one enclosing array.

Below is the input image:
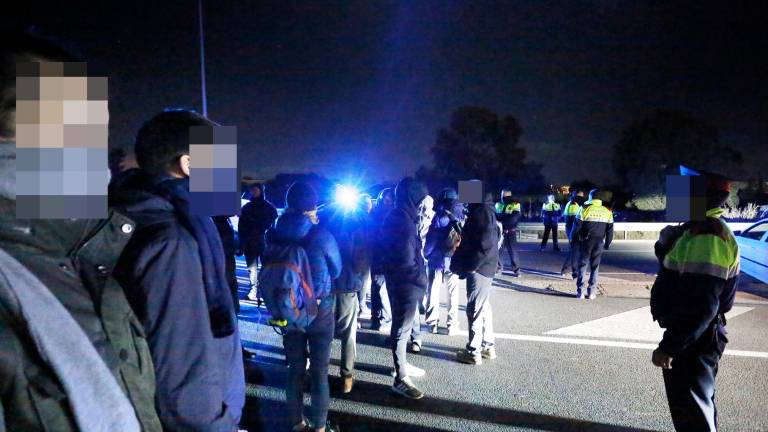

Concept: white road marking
[[450, 331, 768, 359], [545, 306, 753, 342]]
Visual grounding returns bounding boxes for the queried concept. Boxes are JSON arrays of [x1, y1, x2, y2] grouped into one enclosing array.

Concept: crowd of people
[[0, 33, 742, 432]]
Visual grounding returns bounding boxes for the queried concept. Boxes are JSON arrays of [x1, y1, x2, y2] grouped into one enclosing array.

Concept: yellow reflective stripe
[[564, 202, 580, 216], [663, 221, 739, 280], [580, 205, 614, 223]]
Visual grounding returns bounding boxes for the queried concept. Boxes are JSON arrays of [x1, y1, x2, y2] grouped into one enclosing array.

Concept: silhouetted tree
[[613, 109, 743, 196], [428, 106, 544, 193]]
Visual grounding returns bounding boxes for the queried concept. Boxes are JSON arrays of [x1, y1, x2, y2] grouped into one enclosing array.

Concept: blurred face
[[250, 186, 262, 199]]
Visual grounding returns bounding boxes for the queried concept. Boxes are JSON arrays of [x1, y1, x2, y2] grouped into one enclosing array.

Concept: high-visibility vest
[[576, 199, 613, 223], [542, 202, 560, 212], [563, 201, 581, 217], [662, 208, 740, 280], [496, 202, 520, 214]]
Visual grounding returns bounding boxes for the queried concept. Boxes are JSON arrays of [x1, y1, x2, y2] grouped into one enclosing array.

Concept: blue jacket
[[110, 170, 244, 432], [269, 210, 342, 301]]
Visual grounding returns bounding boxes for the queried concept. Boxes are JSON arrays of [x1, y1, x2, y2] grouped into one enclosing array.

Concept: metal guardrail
[[516, 222, 756, 240]]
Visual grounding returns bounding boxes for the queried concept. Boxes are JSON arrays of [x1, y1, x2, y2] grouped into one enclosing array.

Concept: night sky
[[13, 0, 767, 185]]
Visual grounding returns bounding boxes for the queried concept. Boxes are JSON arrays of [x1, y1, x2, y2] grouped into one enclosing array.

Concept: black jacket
[[238, 195, 278, 264], [110, 170, 245, 431], [380, 178, 428, 299], [451, 195, 499, 278], [570, 200, 614, 247]]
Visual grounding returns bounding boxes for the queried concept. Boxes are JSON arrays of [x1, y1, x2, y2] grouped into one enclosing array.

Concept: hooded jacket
[[450, 193, 500, 278], [380, 178, 429, 297], [238, 184, 278, 264], [109, 169, 245, 432]]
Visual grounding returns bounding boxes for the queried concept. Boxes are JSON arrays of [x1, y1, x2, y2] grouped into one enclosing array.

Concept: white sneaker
[[247, 287, 259, 301], [588, 293, 597, 300], [390, 363, 426, 378]]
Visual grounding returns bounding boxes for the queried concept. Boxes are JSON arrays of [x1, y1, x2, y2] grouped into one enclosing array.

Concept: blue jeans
[[283, 297, 334, 428]]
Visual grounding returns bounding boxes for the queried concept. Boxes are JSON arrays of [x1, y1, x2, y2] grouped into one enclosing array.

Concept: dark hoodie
[[238, 184, 278, 265], [109, 169, 245, 432], [380, 178, 429, 298], [450, 193, 499, 278]]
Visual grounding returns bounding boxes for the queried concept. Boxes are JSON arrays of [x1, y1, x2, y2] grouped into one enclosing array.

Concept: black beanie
[[286, 181, 317, 212]]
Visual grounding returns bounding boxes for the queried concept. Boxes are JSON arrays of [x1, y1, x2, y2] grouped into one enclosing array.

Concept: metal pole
[[198, 0, 208, 117]]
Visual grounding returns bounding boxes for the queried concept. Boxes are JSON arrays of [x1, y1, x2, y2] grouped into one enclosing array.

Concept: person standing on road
[[495, 189, 522, 277], [451, 191, 500, 365], [381, 178, 430, 399], [239, 183, 278, 305], [268, 182, 342, 432], [370, 188, 395, 333], [540, 194, 562, 251], [357, 194, 374, 319], [650, 172, 739, 432], [569, 190, 613, 299], [560, 190, 585, 278], [424, 188, 465, 335]]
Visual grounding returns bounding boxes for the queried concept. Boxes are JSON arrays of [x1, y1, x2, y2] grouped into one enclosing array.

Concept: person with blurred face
[[0, 32, 162, 431]]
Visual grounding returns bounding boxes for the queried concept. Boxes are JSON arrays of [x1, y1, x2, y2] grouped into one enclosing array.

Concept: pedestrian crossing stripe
[[544, 306, 753, 342]]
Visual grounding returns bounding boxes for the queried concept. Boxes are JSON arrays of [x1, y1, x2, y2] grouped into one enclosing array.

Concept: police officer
[[650, 171, 739, 432], [560, 190, 585, 278], [569, 190, 613, 299], [540, 194, 561, 251], [495, 190, 522, 277]]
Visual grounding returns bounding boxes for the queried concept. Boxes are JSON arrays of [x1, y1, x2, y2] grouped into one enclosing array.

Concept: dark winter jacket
[[238, 191, 278, 265], [380, 178, 429, 299], [0, 197, 162, 432], [213, 215, 240, 313], [268, 209, 342, 302], [424, 199, 465, 270], [451, 194, 499, 279], [323, 209, 370, 293], [110, 170, 245, 432]]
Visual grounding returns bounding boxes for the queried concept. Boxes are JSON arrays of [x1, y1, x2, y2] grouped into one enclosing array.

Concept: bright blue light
[[335, 185, 360, 211]]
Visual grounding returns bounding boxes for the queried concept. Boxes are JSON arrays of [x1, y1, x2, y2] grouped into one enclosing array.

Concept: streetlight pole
[[198, 0, 208, 117]]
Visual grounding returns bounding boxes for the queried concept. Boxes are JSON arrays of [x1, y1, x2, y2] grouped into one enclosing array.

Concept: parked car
[[734, 219, 768, 284]]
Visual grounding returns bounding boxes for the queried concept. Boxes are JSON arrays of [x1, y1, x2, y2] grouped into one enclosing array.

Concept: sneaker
[[456, 349, 482, 365], [511, 271, 520, 278], [391, 377, 424, 400], [588, 292, 597, 300], [481, 347, 497, 360], [559, 270, 567, 277], [410, 341, 422, 353], [447, 325, 461, 336], [571, 272, 578, 280], [341, 375, 354, 394], [390, 363, 426, 378], [429, 324, 439, 334], [576, 292, 585, 299]]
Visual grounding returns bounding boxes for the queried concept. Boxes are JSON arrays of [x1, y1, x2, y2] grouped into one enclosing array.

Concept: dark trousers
[[501, 231, 520, 273], [388, 285, 422, 380], [663, 350, 721, 432], [371, 273, 391, 327], [561, 239, 580, 276], [224, 253, 239, 314], [283, 300, 334, 428], [576, 238, 603, 293], [541, 221, 559, 249]]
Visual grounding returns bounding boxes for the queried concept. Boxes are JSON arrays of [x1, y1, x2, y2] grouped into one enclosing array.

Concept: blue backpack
[[259, 242, 318, 331]]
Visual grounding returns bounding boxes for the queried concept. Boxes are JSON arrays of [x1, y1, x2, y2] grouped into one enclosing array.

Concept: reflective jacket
[[562, 200, 582, 240], [495, 201, 521, 231], [650, 208, 739, 355], [541, 202, 561, 223], [570, 199, 614, 245]]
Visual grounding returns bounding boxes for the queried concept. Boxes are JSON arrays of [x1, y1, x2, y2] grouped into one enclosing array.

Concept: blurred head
[[134, 109, 215, 178]]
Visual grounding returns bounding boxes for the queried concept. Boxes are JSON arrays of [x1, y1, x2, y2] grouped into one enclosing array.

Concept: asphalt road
[[235, 241, 768, 432]]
